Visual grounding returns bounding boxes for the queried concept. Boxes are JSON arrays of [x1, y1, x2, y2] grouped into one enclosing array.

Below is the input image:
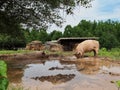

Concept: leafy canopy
[[0, 0, 93, 33]]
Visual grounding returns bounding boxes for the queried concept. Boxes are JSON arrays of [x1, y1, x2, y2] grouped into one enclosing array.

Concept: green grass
[[44, 50, 74, 56], [99, 48, 120, 60], [0, 48, 120, 60], [111, 80, 120, 90], [71, 48, 120, 60], [84, 48, 120, 60], [0, 50, 32, 55]]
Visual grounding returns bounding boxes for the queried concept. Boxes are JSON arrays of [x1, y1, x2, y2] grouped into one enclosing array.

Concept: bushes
[[0, 34, 26, 50]]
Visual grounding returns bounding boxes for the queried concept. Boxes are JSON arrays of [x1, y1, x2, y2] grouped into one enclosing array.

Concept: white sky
[[48, 0, 120, 32]]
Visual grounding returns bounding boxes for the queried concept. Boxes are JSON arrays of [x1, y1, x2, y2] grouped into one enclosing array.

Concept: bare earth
[[1, 51, 120, 90]]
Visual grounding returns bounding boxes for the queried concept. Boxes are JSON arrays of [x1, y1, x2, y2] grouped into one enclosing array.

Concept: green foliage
[[64, 25, 73, 37], [21, 19, 120, 49], [0, 50, 32, 55], [0, 60, 7, 78], [116, 80, 120, 88], [0, 23, 26, 50], [63, 20, 120, 49], [0, 60, 8, 90], [45, 50, 74, 56], [0, 78, 9, 90], [0, 0, 92, 32], [49, 30, 63, 40], [0, 19, 120, 50], [24, 29, 62, 43], [0, 34, 26, 50], [99, 48, 120, 60], [111, 80, 120, 90], [39, 30, 49, 43], [24, 29, 49, 43], [1, 0, 92, 49]]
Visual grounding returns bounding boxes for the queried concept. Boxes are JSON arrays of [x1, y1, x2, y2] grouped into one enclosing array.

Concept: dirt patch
[[60, 56, 120, 75], [109, 72, 120, 76], [6, 54, 120, 90], [2, 52, 120, 76], [0, 51, 48, 60]]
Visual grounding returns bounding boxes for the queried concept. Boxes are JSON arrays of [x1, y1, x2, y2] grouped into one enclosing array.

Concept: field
[[0, 48, 120, 90], [99, 48, 120, 60], [0, 48, 120, 60]]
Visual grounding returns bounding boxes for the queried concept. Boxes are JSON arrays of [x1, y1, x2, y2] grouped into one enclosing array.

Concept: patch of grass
[[0, 50, 32, 55], [116, 80, 120, 89], [111, 80, 120, 90], [99, 48, 120, 60], [44, 50, 74, 56], [72, 48, 120, 60], [84, 48, 120, 60], [0, 48, 120, 60]]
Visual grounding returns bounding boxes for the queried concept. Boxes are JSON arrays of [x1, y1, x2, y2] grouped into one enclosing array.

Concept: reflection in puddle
[[76, 60, 100, 75], [22, 60, 77, 86], [7, 59, 120, 90], [101, 66, 120, 75], [31, 74, 75, 84], [23, 60, 77, 79]]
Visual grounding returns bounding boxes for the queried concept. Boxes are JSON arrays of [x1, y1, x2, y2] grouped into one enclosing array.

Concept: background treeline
[[0, 19, 120, 50]]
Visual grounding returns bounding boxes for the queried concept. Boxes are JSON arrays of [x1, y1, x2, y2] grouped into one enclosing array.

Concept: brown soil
[[1, 51, 120, 90], [0, 51, 48, 60]]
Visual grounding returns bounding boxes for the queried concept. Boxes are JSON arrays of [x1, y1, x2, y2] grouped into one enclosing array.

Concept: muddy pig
[[74, 40, 99, 58]]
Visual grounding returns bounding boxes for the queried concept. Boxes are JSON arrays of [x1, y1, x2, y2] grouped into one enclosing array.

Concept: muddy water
[[7, 58, 120, 90]]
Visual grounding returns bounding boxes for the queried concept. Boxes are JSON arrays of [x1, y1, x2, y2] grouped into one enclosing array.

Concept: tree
[[63, 25, 73, 37], [0, 0, 93, 33], [38, 29, 49, 43], [49, 30, 63, 40], [0, 34, 26, 50], [23, 29, 49, 43], [62, 19, 120, 49]]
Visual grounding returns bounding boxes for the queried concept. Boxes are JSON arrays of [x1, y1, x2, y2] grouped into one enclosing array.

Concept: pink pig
[[74, 40, 99, 58]]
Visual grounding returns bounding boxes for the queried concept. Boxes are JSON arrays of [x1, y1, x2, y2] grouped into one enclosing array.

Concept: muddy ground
[[0, 51, 120, 90]]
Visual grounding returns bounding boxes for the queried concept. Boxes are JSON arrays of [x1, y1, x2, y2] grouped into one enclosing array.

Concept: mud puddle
[[7, 58, 120, 90]]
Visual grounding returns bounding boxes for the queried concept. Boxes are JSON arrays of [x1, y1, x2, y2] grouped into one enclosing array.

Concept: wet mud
[[1, 53, 120, 90], [0, 51, 48, 60]]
